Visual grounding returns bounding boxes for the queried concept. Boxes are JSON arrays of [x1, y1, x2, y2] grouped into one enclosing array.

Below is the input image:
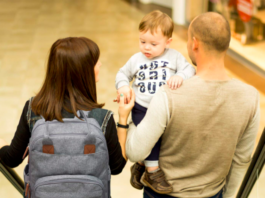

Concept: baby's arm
[[175, 52, 196, 80], [167, 52, 196, 90], [167, 75, 183, 89], [116, 58, 135, 103]]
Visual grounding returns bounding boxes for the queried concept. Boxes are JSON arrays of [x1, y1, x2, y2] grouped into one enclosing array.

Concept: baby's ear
[[166, 37, 173, 47]]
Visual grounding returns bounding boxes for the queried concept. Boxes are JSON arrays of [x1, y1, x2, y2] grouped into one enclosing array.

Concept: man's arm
[[223, 93, 260, 198], [126, 87, 169, 162]]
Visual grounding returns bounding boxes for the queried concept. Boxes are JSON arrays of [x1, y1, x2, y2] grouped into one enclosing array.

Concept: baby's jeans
[[132, 102, 162, 167]]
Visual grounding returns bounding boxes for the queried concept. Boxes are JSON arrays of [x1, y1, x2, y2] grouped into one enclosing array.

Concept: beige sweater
[[126, 76, 260, 198]]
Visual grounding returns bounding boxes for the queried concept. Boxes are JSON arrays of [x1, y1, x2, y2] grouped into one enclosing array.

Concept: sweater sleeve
[[175, 52, 196, 80], [115, 56, 135, 90], [105, 115, 127, 175], [0, 101, 30, 168], [223, 93, 260, 198], [126, 87, 169, 162]]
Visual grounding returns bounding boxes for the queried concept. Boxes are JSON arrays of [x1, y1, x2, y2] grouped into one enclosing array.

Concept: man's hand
[[167, 75, 183, 90], [117, 85, 131, 104]]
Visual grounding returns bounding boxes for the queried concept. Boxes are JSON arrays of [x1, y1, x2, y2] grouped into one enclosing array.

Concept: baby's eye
[[152, 44, 157, 46], [141, 41, 145, 44]]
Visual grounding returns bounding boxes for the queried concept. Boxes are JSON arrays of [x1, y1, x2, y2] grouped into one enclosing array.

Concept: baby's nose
[[144, 44, 150, 50]]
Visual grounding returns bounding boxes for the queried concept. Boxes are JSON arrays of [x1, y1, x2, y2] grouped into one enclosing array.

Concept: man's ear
[[166, 37, 172, 48], [192, 37, 199, 51]]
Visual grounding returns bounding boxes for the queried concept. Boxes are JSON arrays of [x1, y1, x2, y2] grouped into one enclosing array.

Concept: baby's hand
[[117, 86, 131, 104], [167, 75, 183, 90]]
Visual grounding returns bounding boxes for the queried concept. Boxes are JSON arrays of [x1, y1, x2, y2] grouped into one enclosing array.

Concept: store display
[[208, 0, 265, 44], [237, 0, 253, 22]]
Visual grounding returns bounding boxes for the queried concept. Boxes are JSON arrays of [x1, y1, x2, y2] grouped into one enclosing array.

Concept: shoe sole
[[140, 173, 173, 194], [130, 166, 144, 190]]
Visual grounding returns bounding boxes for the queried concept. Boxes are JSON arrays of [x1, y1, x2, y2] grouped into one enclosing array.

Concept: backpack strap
[[88, 109, 113, 135], [27, 99, 113, 135], [26, 97, 34, 126], [26, 97, 42, 133]]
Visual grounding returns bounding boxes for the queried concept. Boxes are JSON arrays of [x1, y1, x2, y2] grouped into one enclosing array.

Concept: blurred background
[[0, 0, 264, 197]]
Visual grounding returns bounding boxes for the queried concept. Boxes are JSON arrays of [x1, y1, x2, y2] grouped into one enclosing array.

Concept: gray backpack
[[23, 109, 111, 198]]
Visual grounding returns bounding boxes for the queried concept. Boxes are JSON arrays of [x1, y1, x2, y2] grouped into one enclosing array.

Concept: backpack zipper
[[34, 178, 104, 191], [25, 183, 30, 198], [23, 146, 29, 160], [30, 132, 107, 151]]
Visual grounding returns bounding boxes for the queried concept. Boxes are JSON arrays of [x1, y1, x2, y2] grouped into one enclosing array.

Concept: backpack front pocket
[[35, 175, 104, 198]]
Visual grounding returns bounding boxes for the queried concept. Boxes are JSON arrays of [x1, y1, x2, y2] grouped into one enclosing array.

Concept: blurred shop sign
[[237, 0, 253, 22]]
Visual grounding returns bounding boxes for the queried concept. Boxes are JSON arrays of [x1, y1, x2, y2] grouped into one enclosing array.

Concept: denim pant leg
[[132, 103, 161, 162], [132, 103, 147, 126], [145, 137, 162, 161], [210, 189, 223, 198]]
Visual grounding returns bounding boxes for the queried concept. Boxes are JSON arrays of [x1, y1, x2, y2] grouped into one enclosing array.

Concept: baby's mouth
[[144, 53, 151, 57]]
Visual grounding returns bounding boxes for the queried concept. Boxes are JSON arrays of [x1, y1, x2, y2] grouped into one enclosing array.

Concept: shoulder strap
[[26, 97, 34, 126], [26, 97, 42, 133], [88, 109, 113, 135]]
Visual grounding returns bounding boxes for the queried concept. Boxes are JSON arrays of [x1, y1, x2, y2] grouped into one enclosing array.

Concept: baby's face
[[139, 28, 171, 59]]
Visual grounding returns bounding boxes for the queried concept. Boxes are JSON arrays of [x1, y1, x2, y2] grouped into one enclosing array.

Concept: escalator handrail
[[0, 159, 24, 195], [236, 127, 265, 198]]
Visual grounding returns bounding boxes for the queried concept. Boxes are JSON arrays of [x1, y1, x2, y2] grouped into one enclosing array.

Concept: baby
[[115, 10, 195, 194]]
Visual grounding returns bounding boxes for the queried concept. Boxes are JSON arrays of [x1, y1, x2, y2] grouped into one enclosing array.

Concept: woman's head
[[32, 37, 104, 121]]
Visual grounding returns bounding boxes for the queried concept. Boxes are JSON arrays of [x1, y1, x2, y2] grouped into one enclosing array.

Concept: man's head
[[139, 10, 173, 59], [187, 12, 231, 65]]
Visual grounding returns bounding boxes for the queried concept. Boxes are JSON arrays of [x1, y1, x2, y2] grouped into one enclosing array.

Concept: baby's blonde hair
[[139, 10, 174, 38]]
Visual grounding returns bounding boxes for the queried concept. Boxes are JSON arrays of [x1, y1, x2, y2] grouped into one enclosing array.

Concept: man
[[125, 12, 260, 198]]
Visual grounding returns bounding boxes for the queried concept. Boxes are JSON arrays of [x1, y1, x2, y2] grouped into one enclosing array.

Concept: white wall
[[139, 0, 173, 8], [172, 0, 186, 25], [152, 0, 173, 8], [139, 0, 209, 25], [139, 0, 187, 25], [139, 0, 153, 4]]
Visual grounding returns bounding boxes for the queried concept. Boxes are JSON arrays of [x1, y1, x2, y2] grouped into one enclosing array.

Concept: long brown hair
[[32, 37, 104, 121]]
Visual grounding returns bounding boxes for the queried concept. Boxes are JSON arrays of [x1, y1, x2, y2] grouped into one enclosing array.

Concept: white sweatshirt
[[115, 48, 196, 108]]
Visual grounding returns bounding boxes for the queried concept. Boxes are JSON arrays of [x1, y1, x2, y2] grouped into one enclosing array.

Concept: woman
[[0, 37, 134, 183]]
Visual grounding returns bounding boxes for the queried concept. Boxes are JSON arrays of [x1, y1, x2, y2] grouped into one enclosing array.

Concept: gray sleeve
[[175, 52, 196, 80], [115, 57, 135, 89], [223, 92, 260, 198], [126, 87, 169, 162]]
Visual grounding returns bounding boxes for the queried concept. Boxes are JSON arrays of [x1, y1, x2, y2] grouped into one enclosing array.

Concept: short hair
[[139, 10, 174, 38], [190, 12, 231, 52]]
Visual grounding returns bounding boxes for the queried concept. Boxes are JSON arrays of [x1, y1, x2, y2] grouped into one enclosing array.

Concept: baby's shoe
[[130, 163, 145, 190], [140, 169, 173, 194]]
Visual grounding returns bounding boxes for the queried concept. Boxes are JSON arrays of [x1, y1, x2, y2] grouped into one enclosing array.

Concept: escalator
[[1, 128, 264, 198], [0, 159, 24, 196], [237, 127, 265, 198]]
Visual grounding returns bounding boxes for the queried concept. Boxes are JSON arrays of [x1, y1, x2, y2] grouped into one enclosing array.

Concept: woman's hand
[[117, 85, 132, 104], [118, 88, 135, 125], [117, 88, 134, 161], [0, 139, 8, 149]]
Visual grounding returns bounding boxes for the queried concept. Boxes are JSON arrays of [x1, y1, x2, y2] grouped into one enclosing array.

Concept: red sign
[[237, 0, 253, 22]]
